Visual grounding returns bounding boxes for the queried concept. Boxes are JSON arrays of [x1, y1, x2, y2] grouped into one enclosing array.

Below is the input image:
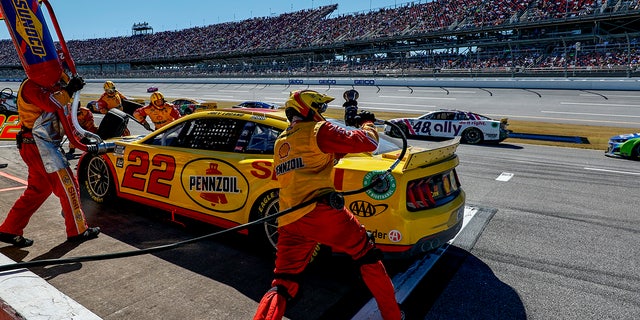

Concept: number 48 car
[[384, 109, 509, 144], [77, 108, 466, 258]]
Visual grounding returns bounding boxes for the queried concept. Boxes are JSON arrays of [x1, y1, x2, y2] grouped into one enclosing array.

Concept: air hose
[[0, 120, 407, 272]]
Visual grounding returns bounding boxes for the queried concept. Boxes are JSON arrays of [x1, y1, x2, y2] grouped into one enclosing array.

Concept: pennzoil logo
[[349, 200, 387, 218], [12, 0, 47, 58], [181, 159, 249, 213]]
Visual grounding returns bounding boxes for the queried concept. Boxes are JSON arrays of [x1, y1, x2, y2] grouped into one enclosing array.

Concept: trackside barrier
[[75, 77, 640, 91]]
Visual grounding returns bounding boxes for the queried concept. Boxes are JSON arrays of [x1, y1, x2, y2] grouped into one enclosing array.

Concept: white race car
[[384, 109, 509, 144]]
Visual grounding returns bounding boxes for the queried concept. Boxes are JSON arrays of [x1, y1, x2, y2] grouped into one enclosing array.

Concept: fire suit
[[96, 90, 127, 114], [0, 79, 91, 238], [133, 103, 181, 130], [97, 91, 130, 135], [254, 119, 402, 320]]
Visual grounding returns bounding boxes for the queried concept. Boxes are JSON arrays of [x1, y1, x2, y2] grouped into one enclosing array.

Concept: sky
[[0, 0, 418, 41]]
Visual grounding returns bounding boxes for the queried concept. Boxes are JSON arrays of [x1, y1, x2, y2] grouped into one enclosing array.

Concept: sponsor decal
[[413, 121, 463, 136], [349, 200, 388, 218], [181, 159, 249, 212], [12, 0, 47, 58], [363, 170, 396, 200], [289, 79, 304, 85], [354, 79, 375, 86], [115, 157, 124, 168], [318, 79, 336, 85], [388, 230, 402, 243], [367, 229, 388, 241], [0, 114, 20, 140]]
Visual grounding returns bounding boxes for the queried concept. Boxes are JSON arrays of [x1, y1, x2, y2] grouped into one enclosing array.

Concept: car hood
[[610, 132, 640, 141]]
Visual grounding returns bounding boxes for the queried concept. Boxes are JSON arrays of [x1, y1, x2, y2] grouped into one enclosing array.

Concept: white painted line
[[560, 102, 640, 108], [353, 205, 479, 319], [0, 254, 102, 320], [379, 95, 456, 100], [584, 167, 640, 176], [542, 110, 640, 118], [496, 172, 514, 182]]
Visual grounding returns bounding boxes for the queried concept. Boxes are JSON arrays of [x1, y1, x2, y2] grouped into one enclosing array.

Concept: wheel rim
[[262, 200, 280, 249], [464, 128, 482, 144], [86, 157, 111, 198]]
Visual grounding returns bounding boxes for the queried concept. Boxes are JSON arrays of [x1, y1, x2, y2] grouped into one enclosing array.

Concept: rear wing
[[383, 137, 460, 171]]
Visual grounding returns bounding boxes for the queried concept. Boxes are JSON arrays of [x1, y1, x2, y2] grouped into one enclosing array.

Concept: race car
[[605, 132, 640, 159], [76, 108, 465, 258], [233, 101, 278, 109], [171, 98, 218, 115], [0, 87, 18, 115], [384, 109, 509, 144], [147, 86, 159, 93]]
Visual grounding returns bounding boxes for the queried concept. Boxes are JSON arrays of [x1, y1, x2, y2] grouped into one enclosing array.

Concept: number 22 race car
[[77, 108, 466, 258]]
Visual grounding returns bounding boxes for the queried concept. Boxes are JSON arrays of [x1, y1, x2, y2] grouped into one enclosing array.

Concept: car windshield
[[327, 118, 402, 155]]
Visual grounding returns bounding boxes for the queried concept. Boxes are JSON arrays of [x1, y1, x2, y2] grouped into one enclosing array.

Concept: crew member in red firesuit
[[133, 91, 181, 131], [97, 80, 130, 135], [0, 73, 100, 247], [66, 102, 98, 159], [253, 90, 402, 320]]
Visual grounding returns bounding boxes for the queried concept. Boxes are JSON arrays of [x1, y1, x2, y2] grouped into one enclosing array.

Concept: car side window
[[234, 121, 281, 154], [167, 117, 245, 152]]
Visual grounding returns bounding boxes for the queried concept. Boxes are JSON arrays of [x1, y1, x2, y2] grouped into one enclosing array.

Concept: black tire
[[249, 189, 280, 252], [80, 155, 114, 203], [461, 127, 483, 144], [631, 144, 640, 160], [97, 108, 129, 139], [121, 99, 144, 116]]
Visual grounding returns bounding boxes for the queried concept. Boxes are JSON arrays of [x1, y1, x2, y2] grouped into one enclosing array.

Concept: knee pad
[[272, 273, 303, 300]]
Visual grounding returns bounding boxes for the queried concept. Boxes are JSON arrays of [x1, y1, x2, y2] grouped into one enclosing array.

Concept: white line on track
[[541, 110, 640, 118], [379, 95, 456, 100], [560, 102, 640, 108], [584, 167, 640, 176]]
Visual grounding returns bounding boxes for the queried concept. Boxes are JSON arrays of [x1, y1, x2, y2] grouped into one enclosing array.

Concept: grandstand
[[1, 1, 640, 79]]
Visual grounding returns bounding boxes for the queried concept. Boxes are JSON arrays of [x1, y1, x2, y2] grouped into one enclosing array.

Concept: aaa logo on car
[[181, 159, 249, 213]]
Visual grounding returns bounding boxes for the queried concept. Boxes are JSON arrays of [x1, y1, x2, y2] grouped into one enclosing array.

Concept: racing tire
[[121, 99, 144, 116], [97, 108, 129, 139], [80, 155, 114, 203], [631, 144, 640, 160], [461, 127, 483, 144], [249, 189, 280, 253]]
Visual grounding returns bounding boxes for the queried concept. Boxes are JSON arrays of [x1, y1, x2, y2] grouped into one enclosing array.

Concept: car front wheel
[[249, 189, 280, 252], [81, 155, 114, 203]]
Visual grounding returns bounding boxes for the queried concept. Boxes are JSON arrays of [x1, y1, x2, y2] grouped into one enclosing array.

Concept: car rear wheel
[[462, 127, 483, 144], [81, 155, 114, 203], [249, 189, 280, 252]]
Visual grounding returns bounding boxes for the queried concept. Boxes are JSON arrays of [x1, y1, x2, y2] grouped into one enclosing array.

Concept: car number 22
[[121, 150, 176, 198]]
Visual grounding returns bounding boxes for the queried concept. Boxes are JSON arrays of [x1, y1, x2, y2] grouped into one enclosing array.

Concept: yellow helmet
[[150, 91, 165, 105], [103, 81, 116, 93], [284, 90, 334, 122]]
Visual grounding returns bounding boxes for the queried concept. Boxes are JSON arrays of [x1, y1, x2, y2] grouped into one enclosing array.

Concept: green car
[[605, 133, 640, 159]]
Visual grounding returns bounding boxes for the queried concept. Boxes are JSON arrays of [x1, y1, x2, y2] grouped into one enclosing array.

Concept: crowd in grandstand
[[1, 0, 640, 78]]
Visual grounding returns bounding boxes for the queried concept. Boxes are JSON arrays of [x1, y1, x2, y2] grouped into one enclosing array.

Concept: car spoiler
[[382, 137, 460, 171]]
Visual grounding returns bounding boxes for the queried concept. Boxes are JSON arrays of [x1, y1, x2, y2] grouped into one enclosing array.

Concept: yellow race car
[[77, 108, 465, 258]]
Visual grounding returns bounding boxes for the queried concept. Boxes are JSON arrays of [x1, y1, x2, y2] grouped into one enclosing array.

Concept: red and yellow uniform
[[96, 90, 127, 114], [0, 78, 92, 241], [97, 81, 130, 135], [254, 90, 401, 320], [133, 92, 181, 130]]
